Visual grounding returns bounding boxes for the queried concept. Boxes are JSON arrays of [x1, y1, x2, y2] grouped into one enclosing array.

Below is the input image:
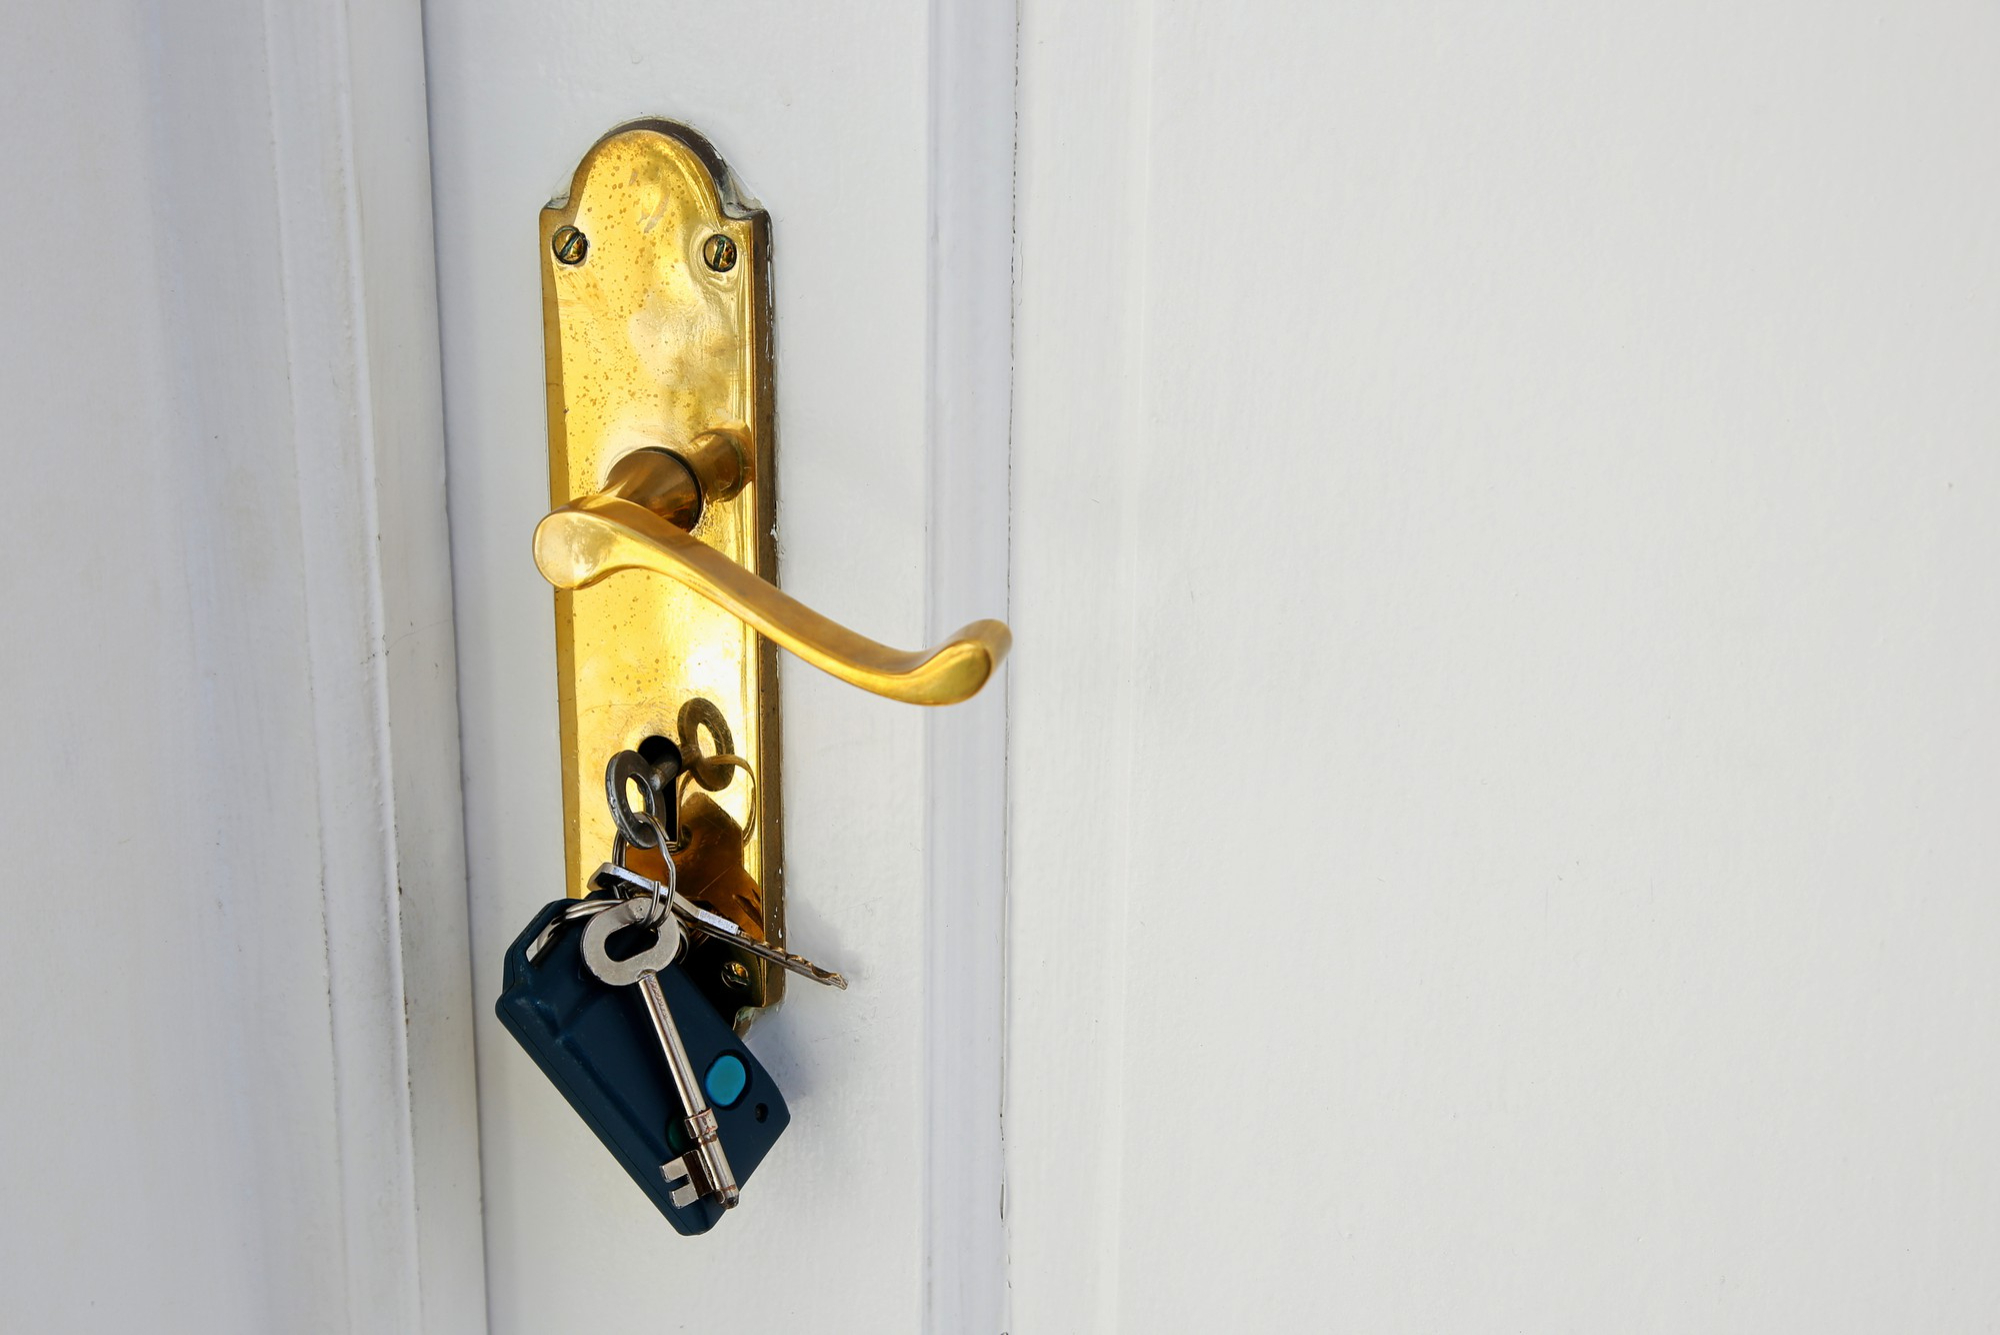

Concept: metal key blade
[[673, 899, 849, 990], [637, 968, 739, 1209], [593, 862, 847, 989], [579, 899, 739, 1209]]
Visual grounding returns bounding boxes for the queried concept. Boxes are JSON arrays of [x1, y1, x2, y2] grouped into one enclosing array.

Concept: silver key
[[580, 900, 740, 1210], [592, 862, 849, 989]]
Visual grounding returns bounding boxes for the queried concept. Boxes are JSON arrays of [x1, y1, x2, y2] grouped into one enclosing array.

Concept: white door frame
[[260, 0, 486, 1326], [924, 1, 1018, 1329]]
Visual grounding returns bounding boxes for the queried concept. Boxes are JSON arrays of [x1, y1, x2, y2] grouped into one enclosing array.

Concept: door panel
[[1, 2, 479, 1331], [1009, 2, 2000, 1329], [423, 4, 980, 1330], [428, 0, 2000, 1328]]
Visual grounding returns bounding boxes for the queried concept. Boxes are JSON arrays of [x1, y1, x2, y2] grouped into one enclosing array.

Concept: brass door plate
[[541, 121, 783, 1016]]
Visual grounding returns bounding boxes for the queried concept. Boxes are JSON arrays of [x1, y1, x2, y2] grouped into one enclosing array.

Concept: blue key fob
[[496, 895, 790, 1234]]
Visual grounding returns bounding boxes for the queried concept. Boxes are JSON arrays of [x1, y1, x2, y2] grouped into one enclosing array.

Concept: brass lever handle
[[534, 437, 1010, 707]]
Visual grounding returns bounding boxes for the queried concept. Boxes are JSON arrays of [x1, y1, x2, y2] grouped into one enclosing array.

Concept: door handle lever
[[537, 121, 1008, 1020], [534, 437, 1010, 707]]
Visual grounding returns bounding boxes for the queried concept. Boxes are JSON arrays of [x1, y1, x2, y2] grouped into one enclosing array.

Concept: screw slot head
[[720, 960, 752, 990], [552, 225, 588, 265], [702, 234, 737, 272]]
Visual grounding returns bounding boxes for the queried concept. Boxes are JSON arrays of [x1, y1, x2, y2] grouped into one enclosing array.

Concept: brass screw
[[721, 960, 752, 990], [552, 225, 588, 265], [702, 233, 738, 272]]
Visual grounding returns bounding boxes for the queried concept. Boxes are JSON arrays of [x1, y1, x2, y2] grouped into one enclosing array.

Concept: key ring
[[610, 810, 678, 929]]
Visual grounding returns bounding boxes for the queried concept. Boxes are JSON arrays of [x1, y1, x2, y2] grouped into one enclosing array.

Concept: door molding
[[263, 0, 486, 1327], [924, 0, 1018, 1329]]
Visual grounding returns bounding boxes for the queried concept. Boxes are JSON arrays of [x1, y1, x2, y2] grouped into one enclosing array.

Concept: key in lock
[[620, 787, 785, 1024], [604, 718, 782, 1023]]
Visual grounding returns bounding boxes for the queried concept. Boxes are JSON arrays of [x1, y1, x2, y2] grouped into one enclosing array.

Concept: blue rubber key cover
[[495, 896, 790, 1234]]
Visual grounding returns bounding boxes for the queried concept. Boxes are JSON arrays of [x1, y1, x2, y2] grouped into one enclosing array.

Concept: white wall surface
[[1008, 2, 2000, 1330], [0, 3, 482, 1331]]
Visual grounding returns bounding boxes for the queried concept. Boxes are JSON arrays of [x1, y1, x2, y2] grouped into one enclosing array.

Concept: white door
[[1005, 6, 2000, 1328], [423, 2, 1011, 1329], [10, 1, 1998, 1331], [431, 1, 2000, 1330]]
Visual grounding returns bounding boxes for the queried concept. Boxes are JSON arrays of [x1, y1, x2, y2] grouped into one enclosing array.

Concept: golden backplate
[[540, 122, 782, 1016]]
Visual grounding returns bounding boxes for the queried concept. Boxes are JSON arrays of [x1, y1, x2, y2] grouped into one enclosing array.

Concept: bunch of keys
[[496, 744, 847, 1233], [579, 860, 848, 992]]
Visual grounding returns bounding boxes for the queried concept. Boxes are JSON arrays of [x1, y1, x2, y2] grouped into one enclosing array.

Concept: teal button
[[704, 1053, 749, 1108]]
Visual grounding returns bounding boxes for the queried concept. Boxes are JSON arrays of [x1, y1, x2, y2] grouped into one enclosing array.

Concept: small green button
[[704, 1053, 749, 1108]]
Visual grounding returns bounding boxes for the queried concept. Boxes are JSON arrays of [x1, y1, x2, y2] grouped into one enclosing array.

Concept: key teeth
[[590, 868, 812, 982], [662, 1156, 702, 1210]]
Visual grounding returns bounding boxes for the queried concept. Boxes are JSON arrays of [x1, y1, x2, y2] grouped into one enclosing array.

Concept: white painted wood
[[924, 2, 1016, 1331], [262, 2, 488, 1326], [423, 1, 1009, 1329], [1009, 2, 2000, 1329], [26, 0, 1998, 1321], [0, 3, 483, 1331]]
